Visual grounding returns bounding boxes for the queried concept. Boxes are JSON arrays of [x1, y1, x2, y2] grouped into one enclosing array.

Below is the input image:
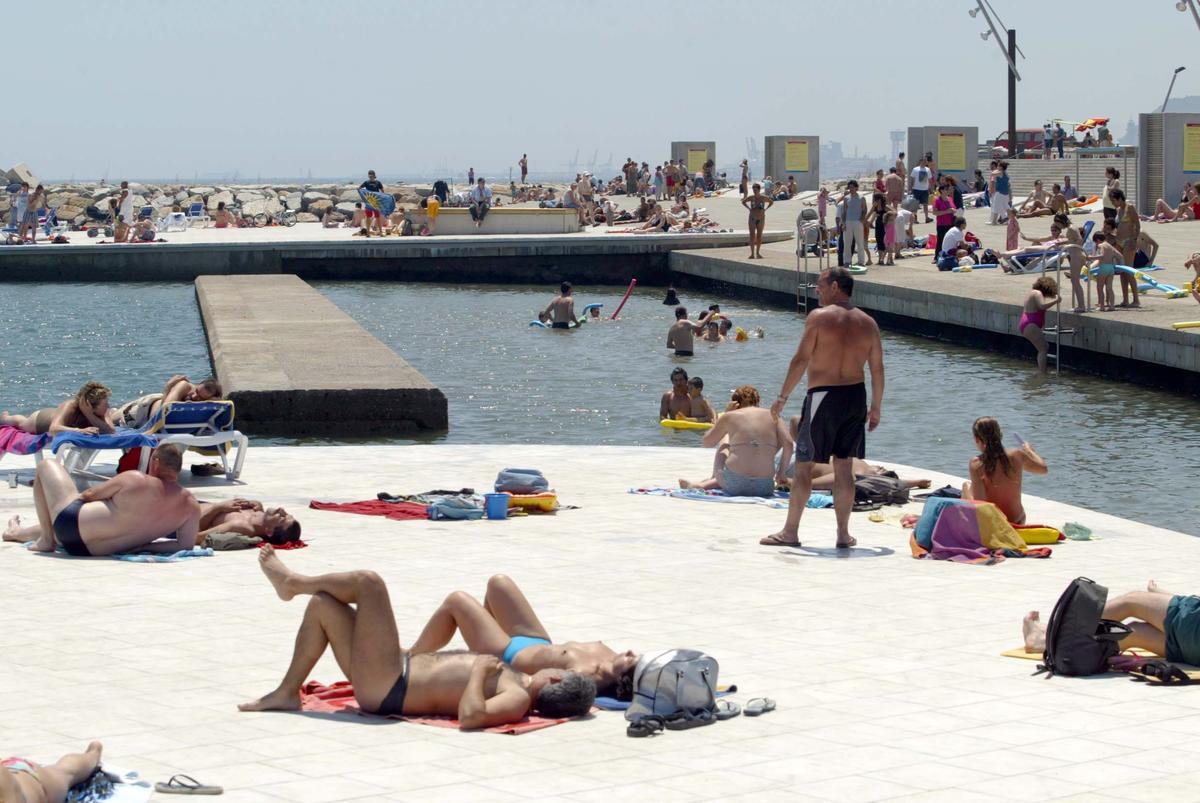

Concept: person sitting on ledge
[[1022, 581, 1200, 666], [410, 573, 639, 699], [213, 201, 237, 228], [679, 385, 791, 498], [3, 444, 200, 556], [110, 375, 223, 431], [2, 380, 116, 436], [198, 498, 301, 544], [237, 548, 596, 728], [961, 417, 1046, 525], [347, 202, 366, 229], [1, 741, 104, 803], [322, 206, 340, 229]]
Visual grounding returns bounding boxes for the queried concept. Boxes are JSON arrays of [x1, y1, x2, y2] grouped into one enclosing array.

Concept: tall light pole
[[971, 2, 1021, 156], [1178, 0, 1200, 31], [1164, 65, 1187, 112]]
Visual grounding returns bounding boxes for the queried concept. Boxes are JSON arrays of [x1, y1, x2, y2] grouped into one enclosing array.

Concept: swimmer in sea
[[666, 306, 710, 357], [684, 376, 716, 423], [540, 281, 579, 329], [659, 367, 693, 421]]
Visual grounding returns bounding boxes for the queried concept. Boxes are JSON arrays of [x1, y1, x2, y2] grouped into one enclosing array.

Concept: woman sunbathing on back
[[409, 574, 640, 699]]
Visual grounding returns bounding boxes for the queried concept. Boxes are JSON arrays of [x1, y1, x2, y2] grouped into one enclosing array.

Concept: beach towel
[[910, 501, 1052, 564], [358, 188, 396, 217], [309, 499, 429, 520], [24, 542, 213, 561], [50, 428, 157, 455], [298, 680, 572, 734], [627, 486, 834, 509], [0, 425, 48, 457], [67, 765, 153, 803]]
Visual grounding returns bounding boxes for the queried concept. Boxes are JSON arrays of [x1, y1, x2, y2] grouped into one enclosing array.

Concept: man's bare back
[[74, 474, 198, 555], [666, 320, 698, 352]]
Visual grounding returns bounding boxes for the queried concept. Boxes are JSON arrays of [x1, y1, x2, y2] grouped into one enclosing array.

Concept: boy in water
[[685, 377, 716, 423]]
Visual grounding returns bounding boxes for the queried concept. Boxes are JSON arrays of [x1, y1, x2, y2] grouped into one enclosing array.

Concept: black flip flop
[[663, 710, 715, 730], [626, 715, 665, 738], [155, 774, 223, 795]]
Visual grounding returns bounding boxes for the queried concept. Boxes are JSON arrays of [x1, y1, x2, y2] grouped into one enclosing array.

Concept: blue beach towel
[[50, 428, 157, 454], [358, 188, 396, 217], [629, 486, 833, 509], [114, 548, 214, 562]]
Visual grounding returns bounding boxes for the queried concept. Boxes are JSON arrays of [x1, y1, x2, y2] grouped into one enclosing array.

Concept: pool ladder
[[796, 225, 831, 314], [1042, 257, 1075, 375]]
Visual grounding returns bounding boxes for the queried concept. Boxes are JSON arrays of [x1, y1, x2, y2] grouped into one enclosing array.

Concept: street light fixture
[[1164, 65, 1187, 112], [970, 1, 1020, 157], [1179, 0, 1200, 31]]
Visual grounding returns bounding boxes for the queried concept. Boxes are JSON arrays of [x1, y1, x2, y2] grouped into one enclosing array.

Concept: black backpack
[[853, 474, 910, 507], [1038, 577, 1131, 677]]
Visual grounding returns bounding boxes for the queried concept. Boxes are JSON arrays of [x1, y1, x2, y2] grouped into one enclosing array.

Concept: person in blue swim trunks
[[410, 574, 641, 700], [1022, 581, 1200, 665]]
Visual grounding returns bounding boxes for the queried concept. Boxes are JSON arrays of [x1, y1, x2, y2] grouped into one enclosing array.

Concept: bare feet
[[3, 515, 23, 542], [760, 532, 801, 547], [85, 741, 103, 762], [258, 545, 295, 601], [915, 480, 932, 489], [238, 686, 302, 712], [678, 479, 696, 489], [1148, 580, 1160, 593], [1023, 610, 1046, 652]]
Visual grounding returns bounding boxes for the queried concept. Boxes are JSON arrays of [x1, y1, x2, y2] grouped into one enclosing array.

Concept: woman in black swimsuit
[[741, 183, 773, 259]]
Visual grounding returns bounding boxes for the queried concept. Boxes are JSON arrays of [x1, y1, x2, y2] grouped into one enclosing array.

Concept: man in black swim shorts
[[238, 547, 596, 728], [760, 267, 884, 550], [541, 281, 579, 329]]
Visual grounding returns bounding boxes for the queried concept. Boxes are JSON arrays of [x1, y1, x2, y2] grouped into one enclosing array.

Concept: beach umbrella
[[1075, 117, 1109, 132]]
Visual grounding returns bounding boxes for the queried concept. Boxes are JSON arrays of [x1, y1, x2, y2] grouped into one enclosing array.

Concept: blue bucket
[[484, 493, 509, 520]]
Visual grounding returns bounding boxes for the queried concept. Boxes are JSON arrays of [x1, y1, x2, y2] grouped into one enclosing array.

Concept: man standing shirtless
[[665, 306, 709, 356], [519, 154, 528, 184], [760, 268, 884, 549], [540, 281, 578, 329], [1111, 189, 1141, 307], [4, 445, 200, 556], [237, 548, 596, 729]]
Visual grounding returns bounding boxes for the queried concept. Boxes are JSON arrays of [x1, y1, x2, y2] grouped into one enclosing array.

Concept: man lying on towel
[[3, 444, 200, 556], [238, 548, 596, 729], [1022, 580, 1200, 666], [199, 498, 301, 544]]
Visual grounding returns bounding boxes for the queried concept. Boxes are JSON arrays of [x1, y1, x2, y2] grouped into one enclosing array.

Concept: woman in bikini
[[1, 381, 115, 436], [1, 741, 104, 803], [741, 183, 773, 258], [678, 385, 792, 498], [962, 417, 1048, 525], [1017, 276, 1061, 374], [409, 574, 640, 700]]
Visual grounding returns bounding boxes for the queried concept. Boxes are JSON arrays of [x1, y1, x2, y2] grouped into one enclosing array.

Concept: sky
[[6, 0, 1198, 182]]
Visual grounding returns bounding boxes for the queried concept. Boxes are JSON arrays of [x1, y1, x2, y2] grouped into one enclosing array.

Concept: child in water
[[683, 377, 716, 423]]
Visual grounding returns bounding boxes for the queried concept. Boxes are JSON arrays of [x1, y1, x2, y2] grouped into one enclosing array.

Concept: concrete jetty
[[0, 225, 793, 283], [195, 274, 447, 436]]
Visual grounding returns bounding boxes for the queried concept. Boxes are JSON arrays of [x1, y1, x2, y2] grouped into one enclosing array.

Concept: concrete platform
[[0, 222, 792, 283], [1, 444, 1197, 802], [669, 203, 1200, 393], [195, 275, 447, 436], [404, 207, 582, 235]]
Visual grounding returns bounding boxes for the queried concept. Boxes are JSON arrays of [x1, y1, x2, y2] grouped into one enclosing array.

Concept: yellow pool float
[[507, 492, 558, 511], [660, 418, 714, 431]]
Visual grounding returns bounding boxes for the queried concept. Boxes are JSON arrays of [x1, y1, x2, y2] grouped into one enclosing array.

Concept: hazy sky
[[6, 0, 1197, 181]]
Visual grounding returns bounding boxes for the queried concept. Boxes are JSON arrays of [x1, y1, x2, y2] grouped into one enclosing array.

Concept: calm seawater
[[1, 281, 1196, 534], [315, 281, 1200, 536]]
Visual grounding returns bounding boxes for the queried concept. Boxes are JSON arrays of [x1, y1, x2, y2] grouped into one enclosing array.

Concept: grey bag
[[494, 468, 549, 494], [625, 649, 718, 721]]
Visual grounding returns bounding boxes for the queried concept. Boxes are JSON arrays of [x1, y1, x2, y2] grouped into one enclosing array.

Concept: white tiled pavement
[[2, 444, 1197, 802]]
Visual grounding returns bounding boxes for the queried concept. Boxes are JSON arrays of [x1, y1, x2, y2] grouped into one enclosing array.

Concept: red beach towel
[[298, 680, 571, 734], [308, 500, 429, 521]]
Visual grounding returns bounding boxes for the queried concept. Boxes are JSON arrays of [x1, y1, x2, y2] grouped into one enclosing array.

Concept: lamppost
[[1178, 0, 1200, 31], [970, 1, 1021, 156], [1164, 65, 1187, 112]]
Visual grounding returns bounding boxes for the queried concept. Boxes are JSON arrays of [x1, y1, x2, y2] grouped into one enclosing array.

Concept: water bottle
[[7, 471, 16, 489]]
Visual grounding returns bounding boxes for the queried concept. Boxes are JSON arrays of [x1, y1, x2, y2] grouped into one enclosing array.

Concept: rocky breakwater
[[1, 171, 424, 228]]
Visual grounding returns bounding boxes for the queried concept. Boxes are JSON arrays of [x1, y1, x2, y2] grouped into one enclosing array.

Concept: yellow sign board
[[687, 148, 708, 174], [937, 132, 966, 172], [1185, 123, 1200, 173], [785, 140, 810, 172]]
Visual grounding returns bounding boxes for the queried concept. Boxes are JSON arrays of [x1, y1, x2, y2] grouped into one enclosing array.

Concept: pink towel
[[0, 426, 48, 457]]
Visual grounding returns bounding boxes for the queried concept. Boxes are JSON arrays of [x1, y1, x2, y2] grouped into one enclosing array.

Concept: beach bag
[[938, 255, 958, 271], [428, 497, 484, 521], [1038, 577, 1131, 677], [625, 649, 718, 722], [854, 474, 910, 506], [494, 468, 549, 494]]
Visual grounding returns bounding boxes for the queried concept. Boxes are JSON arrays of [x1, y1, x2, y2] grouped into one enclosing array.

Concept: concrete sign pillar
[[763, 136, 819, 191], [905, 126, 978, 181]]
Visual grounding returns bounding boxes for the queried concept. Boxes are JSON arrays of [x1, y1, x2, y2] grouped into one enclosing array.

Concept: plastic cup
[[484, 493, 509, 520]]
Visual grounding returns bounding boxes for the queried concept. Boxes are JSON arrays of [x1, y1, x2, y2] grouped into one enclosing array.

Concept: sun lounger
[[1009, 220, 1094, 274], [43, 429, 159, 480], [140, 400, 248, 480], [185, 201, 211, 228]]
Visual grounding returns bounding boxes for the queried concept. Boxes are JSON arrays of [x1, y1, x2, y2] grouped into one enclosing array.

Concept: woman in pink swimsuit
[[1019, 276, 1061, 373]]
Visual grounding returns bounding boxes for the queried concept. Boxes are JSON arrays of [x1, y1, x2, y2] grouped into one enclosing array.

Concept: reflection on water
[[0, 283, 212, 412], [316, 281, 1200, 535]]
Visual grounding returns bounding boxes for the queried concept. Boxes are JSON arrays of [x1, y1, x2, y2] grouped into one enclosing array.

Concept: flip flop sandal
[[626, 715, 665, 738], [744, 697, 777, 717], [714, 700, 741, 720], [663, 710, 715, 730], [155, 774, 223, 795]]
